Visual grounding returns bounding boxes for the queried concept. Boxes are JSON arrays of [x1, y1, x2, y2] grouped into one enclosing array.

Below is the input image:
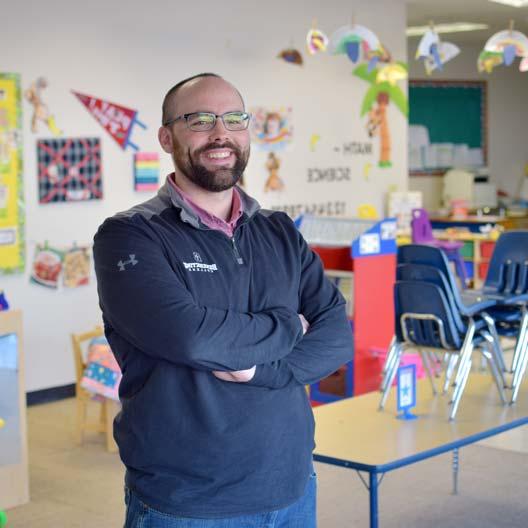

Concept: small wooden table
[[313, 375, 528, 528]]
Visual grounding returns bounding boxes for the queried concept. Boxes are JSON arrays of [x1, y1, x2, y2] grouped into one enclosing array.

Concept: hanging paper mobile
[[277, 48, 303, 65], [264, 152, 285, 192], [329, 24, 381, 65], [415, 28, 460, 75], [72, 90, 146, 150], [479, 22, 528, 73], [306, 22, 329, 55]]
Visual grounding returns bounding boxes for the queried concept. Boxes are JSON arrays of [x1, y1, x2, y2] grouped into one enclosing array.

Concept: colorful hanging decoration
[[37, 137, 102, 203], [30, 243, 63, 289], [415, 27, 460, 75], [306, 20, 329, 55], [81, 336, 122, 401], [277, 48, 303, 66], [249, 106, 293, 152], [264, 153, 285, 192], [63, 245, 91, 288], [72, 90, 146, 150], [24, 77, 62, 136], [353, 57, 409, 169], [0, 73, 25, 275], [134, 152, 160, 192], [329, 24, 381, 66], [479, 21, 528, 73]]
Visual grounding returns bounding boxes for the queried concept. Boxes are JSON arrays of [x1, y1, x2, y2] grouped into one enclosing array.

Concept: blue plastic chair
[[380, 280, 506, 420]]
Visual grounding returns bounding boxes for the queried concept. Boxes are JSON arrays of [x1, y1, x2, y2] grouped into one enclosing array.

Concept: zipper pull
[[231, 237, 244, 265]]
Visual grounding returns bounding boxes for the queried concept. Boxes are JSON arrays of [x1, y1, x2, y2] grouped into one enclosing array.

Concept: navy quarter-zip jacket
[[93, 177, 353, 518]]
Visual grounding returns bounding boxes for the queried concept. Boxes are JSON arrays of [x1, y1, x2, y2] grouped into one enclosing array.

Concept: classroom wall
[[1, 0, 408, 391], [408, 42, 528, 211]]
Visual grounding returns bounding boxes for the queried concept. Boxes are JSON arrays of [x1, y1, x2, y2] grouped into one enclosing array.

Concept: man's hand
[[213, 366, 256, 383], [299, 314, 310, 335]]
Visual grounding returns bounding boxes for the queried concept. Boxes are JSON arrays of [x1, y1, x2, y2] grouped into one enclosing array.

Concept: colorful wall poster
[[249, 106, 293, 152], [0, 73, 24, 274], [72, 91, 146, 151], [134, 152, 160, 191], [37, 137, 102, 203], [63, 246, 90, 288]]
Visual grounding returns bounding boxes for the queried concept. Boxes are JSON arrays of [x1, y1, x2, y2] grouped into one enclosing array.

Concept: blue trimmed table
[[313, 374, 528, 528]]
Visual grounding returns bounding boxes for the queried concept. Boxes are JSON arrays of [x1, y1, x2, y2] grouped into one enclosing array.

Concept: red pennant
[[72, 91, 145, 150]]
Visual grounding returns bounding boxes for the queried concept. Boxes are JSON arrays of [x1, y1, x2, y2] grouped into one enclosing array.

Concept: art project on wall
[[415, 28, 460, 75], [478, 22, 528, 73], [30, 243, 63, 289], [264, 153, 284, 192], [353, 55, 408, 168], [72, 90, 146, 150], [63, 245, 90, 288], [250, 107, 293, 152], [134, 152, 160, 191], [37, 137, 102, 203], [24, 77, 62, 136], [0, 73, 25, 275], [80, 336, 121, 401]]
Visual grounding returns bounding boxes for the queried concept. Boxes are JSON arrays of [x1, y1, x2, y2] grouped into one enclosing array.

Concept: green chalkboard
[[409, 81, 487, 173]]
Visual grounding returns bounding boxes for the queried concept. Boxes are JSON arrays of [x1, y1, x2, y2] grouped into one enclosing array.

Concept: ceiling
[[407, 0, 528, 45]]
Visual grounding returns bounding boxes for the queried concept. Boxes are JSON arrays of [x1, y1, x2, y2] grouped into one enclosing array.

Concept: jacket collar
[[159, 174, 261, 230]]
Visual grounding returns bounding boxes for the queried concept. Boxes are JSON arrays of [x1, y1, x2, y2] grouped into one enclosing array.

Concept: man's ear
[[158, 126, 173, 153]]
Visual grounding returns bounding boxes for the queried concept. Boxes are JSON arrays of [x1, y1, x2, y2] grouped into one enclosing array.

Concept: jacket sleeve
[[93, 217, 303, 371], [246, 228, 353, 389]]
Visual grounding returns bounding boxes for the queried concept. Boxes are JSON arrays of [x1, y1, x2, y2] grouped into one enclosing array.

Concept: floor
[[4, 392, 528, 527]]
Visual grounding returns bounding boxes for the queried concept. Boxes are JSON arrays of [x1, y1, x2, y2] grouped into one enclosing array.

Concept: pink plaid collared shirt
[[167, 174, 243, 237]]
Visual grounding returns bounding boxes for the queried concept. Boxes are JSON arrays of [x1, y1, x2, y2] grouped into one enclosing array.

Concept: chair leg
[[511, 307, 528, 376], [379, 345, 403, 410], [453, 321, 476, 390], [481, 331, 506, 389], [450, 357, 472, 420], [443, 355, 459, 394], [482, 312, 508, 373], [418, 350, 437, 395], [511, 326, 528, 404], [481, 344, 507, 404], [75, 396, 86, 445], [380, 339, 400, 393]]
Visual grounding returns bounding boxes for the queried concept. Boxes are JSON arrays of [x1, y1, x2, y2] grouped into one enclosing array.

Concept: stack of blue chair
[[380, 231, 528, 419]]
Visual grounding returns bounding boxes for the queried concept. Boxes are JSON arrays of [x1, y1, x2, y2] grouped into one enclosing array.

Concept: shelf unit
[[297, 215, 397, 399]]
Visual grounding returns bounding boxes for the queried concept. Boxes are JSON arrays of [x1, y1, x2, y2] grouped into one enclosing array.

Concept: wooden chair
[[71, 326, 119, 452]]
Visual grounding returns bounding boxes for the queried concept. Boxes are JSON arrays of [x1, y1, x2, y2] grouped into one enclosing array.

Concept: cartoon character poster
[[250, 106, 293, 152], [0, 73, 24, 275]]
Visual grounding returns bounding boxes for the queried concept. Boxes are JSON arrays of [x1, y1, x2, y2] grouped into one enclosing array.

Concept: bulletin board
[[409, 80, 487, 176], [0, 73, 24, 274]]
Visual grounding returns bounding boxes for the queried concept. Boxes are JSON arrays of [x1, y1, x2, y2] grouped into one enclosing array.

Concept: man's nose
[[208, 117, 230, 141]]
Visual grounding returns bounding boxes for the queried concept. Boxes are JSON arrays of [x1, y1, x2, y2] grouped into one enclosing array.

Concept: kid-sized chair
[[71, 326, 119, 452]]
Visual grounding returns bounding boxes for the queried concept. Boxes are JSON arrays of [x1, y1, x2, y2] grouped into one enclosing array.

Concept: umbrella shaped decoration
[[479, 22, 528, 73], [306, 28, 329, 55], [277, 48, 304, 66], [329, 24, 382, 68], [415, 28, 460, 75]]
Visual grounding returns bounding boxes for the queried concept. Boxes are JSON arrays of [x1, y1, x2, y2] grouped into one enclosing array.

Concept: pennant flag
[[72, 91, 146, 151]]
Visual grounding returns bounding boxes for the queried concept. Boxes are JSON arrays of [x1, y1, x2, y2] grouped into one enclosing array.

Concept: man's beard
[[173, 140, 249, 192]]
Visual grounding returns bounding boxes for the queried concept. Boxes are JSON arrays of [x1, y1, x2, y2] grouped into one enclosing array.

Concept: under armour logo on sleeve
[[117, 255, 138, 271]]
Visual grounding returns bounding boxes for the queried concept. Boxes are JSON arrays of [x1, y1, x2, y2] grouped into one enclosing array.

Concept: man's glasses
[[163, 112, 251, 132]]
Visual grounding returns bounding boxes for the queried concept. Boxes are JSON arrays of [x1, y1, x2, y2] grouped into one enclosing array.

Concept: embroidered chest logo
[[183, 252, 218, 273]]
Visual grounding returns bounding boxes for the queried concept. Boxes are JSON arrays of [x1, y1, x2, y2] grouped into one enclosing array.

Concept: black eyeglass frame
[[163, 111, 251, 131]]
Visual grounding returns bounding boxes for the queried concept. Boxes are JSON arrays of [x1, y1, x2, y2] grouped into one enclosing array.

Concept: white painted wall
[[1, 0, 407, 392], [408, 41, 528, 211]]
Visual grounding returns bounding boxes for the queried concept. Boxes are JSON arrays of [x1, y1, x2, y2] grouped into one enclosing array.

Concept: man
[[93, 73, 352, 527]]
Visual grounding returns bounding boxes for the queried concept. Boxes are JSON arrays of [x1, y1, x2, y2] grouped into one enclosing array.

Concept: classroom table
[[313, 374, 528, 528]]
